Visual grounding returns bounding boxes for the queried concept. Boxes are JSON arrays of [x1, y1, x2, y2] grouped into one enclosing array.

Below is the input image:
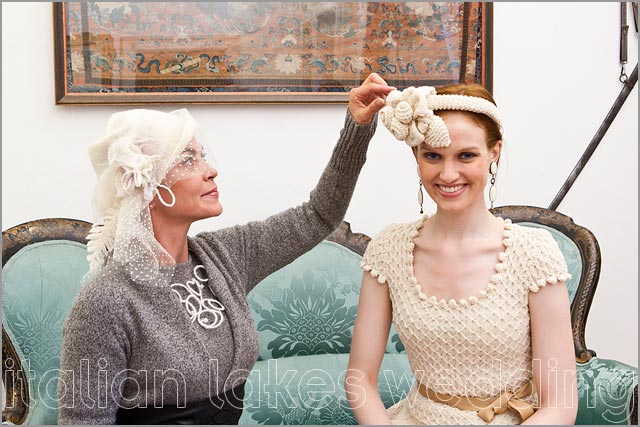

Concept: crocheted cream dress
[[360, 216, 571, 425]]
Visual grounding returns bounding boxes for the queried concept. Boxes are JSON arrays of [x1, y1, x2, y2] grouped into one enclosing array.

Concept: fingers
[[350, 82, 395, 104], [365, 97, 386, 115], [356, 98, 386, 125], [364, 72, 387, 85], [365, 82, 396, 96], [360, 72, 394, 89], [350, 97, 387, 125], [354, 74, 395, 99], [347, 73, 397, 124]]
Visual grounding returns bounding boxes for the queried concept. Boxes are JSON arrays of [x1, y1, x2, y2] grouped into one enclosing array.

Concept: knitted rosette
[[379, 86, 502, 148]]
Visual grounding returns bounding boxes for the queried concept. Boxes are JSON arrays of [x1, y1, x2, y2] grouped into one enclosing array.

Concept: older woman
[[346, 84, 578, 425], [58, 74, 394, 424]]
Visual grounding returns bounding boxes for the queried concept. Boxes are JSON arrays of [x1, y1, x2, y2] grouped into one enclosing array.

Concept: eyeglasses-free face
[[415, 111, 501, 215]]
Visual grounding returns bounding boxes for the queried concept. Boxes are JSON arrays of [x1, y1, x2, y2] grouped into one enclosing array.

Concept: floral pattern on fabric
[[576, 357, 638, 425], [247, 241, 406, 361], [2, 241, 90, 424], [239, 353, 412, 425], [255, 270, 357, 357]]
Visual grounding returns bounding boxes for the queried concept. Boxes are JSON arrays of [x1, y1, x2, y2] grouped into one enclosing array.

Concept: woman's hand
[[348, 73, 396, 125]]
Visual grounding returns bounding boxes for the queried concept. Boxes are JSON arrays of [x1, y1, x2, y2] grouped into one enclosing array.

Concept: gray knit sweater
[[58, 111, 376, 424]]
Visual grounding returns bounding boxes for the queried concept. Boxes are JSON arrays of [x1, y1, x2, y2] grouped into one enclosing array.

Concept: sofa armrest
[[576, 357, 638, 425]]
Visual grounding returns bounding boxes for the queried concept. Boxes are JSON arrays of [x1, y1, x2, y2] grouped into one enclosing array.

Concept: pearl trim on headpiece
[[379, 86, 502, 148]]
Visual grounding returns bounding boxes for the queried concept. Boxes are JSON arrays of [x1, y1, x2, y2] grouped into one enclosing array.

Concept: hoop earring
[[156, 184, 176, 207], [418, 180, 424, 214], [488, 161, 498, 209]]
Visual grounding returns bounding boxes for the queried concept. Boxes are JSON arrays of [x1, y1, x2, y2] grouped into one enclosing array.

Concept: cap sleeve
[[524, 228, 572, 293], [360, 224, 397, 285]]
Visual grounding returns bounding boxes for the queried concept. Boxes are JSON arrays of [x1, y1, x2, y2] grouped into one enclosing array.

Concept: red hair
[[435, 84, 502, 149]]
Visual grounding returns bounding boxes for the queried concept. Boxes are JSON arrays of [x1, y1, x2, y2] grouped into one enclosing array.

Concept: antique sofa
[[2, 207, 638, 424]]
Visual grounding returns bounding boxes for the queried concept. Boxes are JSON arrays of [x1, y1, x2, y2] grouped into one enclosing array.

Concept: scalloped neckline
[[406, 215, 513, 308]]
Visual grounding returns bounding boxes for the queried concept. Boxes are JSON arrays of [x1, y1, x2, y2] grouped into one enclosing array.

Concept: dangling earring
[[488, 160, 498, 209], [416, 165, 424, 215], [156, 184, 176, 207]]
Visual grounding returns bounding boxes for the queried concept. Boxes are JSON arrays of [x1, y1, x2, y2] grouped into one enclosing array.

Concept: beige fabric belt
[[417, 380, 536, 423]]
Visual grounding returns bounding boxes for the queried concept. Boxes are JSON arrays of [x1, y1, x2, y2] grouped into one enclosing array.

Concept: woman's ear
[[491, 140, 503, 165]]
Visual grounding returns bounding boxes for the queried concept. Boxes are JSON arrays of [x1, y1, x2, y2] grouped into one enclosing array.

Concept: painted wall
[[2, 2, 637, 366]]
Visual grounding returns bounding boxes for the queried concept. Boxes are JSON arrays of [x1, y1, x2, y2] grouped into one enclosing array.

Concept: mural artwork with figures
[[54, 2, 491, 103]]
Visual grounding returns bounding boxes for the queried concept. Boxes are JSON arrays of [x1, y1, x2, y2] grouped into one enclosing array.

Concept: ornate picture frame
[[53, 2, 492, 105]]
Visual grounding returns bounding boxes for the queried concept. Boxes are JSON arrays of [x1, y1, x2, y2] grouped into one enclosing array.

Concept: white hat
[[85, 108, 198, 285]]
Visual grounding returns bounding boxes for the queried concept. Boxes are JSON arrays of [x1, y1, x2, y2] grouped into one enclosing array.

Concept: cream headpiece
[[379, 86, 502, 148], [85, 108, 202, 285]]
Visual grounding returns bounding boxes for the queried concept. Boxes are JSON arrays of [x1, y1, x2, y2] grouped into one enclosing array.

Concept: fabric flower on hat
[[109, 136, 162, 202]]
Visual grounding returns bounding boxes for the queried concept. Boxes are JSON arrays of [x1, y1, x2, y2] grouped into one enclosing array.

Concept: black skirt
[[115, 382, 245, 425]]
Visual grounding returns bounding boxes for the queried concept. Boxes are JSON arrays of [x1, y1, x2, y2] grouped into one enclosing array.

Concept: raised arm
[[194, 74, 395, 292], [345, 271, 394, 425]]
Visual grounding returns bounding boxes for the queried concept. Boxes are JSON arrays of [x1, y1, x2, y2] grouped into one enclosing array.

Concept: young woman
[[346, 84, 578, 425], [58, 74, 394, 424]]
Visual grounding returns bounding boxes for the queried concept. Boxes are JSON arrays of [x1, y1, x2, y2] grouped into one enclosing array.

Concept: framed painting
[[53, 2, 492, 105]]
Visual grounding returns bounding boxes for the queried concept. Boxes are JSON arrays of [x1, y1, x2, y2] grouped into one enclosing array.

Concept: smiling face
[[414, 111, 502, 214], [153, 140, 222, 225]]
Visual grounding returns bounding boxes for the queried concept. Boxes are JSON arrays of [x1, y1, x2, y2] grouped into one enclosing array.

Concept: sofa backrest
[[1, 214, 605, 424], [246, 215, 592, 362], [2, 219, 91, 425], [247, 239, 405, 362]]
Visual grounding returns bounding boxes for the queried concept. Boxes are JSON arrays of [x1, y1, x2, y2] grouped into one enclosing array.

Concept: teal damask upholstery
[[241, 237, 411, 425], [576, 357, 638, 424], [246, 240, 404, 362], [2, 219, 91, 424], [3, 215, 637, 424], [239, 353, 411, 425]]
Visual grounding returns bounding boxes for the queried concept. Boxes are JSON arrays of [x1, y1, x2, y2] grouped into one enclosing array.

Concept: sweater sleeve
[[57, 279, 130, 425], [523, 228, 572, 293], [195, 109, 377, 293]]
